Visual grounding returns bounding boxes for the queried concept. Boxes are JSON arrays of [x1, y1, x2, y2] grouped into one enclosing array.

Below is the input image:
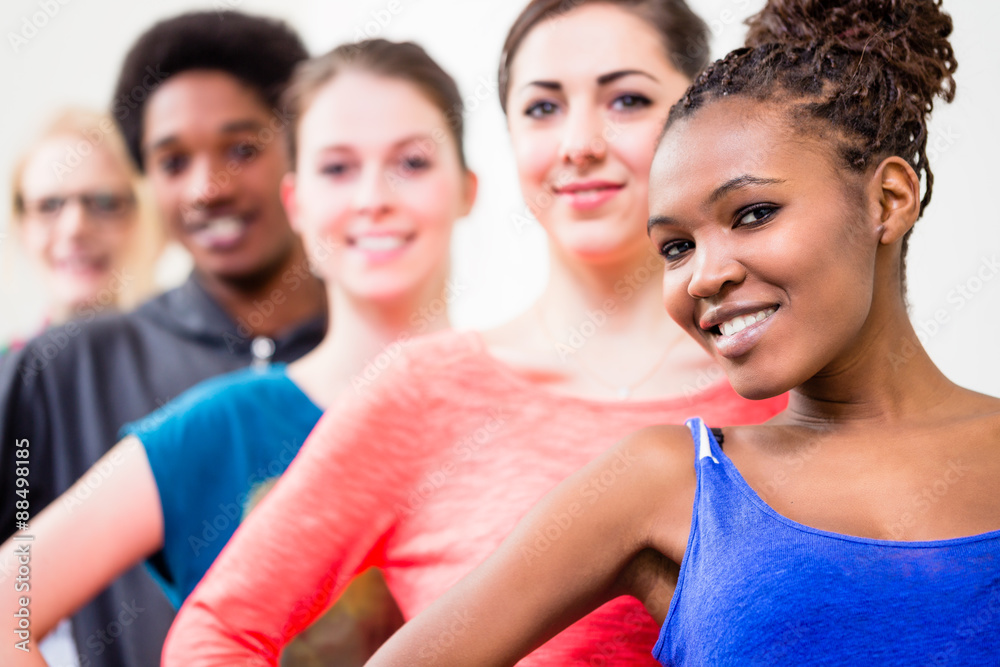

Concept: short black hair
[[111, 10, 308, 172]]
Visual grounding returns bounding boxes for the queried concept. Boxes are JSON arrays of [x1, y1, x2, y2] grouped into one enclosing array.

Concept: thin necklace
[[534, 303, 676, 401]]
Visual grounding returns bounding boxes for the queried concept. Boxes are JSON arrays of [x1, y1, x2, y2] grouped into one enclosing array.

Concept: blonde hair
[[7, 108, 165, 313]]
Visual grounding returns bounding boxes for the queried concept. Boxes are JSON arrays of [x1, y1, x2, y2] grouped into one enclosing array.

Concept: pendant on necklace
[[616, 386, 630, 401]]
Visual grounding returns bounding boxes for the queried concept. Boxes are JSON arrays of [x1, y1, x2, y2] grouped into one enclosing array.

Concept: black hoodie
[[0, 273, 326, 667]]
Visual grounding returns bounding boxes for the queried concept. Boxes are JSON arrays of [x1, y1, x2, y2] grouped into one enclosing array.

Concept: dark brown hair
[[663, 0, 957, 281], [498, 0, 711, 113], [282, 39, 467, 169]]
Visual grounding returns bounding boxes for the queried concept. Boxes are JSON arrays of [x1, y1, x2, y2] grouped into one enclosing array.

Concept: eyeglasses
[[19, 191, 136, 223]]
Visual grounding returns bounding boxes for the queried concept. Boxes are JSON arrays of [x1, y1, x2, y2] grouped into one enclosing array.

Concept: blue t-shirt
[[654, 418, 1000, 666], [121, 364, 322, 608]]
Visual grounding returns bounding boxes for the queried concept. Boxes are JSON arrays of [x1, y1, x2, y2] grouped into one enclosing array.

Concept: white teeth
[[718, 308, 776, 337], [189, 216, 245, 248], [353, 236, 406, 252], [200, 217, 243, 236]]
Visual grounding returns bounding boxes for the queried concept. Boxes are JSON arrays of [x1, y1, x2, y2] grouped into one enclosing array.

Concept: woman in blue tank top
[[364, 0, 1000, 665]]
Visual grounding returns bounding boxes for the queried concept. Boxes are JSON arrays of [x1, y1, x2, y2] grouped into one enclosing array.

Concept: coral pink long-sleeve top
[[164, 331, 787, 665]]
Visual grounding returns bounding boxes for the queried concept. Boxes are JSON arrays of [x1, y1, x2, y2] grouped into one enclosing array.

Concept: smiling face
[[284, 71, 473, 301], [18, 137, 137, 310], [648, 100, 882, 399], [142, 70, 297, 282], [505, 3, 692, 265]]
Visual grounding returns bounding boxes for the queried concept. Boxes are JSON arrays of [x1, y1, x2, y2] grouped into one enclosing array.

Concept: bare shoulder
[[972, 397, 1000, 452], [613, 426, 700, 552], [569, 425, 697, 528], [977, 397, 1000, 434], [989, 410, 1000, 439], [606, 426, 699, 616], [956, 384, 1000, 409], [948, 387, 1000, 448], [970, 389, 1000, 420], [617, 424, 699, 479]]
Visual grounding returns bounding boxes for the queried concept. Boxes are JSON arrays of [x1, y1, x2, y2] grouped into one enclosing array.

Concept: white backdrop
[[1, 0, 997, 396]]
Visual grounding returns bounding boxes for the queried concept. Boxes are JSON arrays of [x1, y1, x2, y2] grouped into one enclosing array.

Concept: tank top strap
[[655, 418, 735, 659], [683, 416, 755, 519], [658, 419, 782, 660], [684, 417, 720, 464]]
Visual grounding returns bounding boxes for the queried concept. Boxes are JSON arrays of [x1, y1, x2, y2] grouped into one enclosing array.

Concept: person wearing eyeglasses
[[5, 108, 164, 355], [0, 13, 327, 666]]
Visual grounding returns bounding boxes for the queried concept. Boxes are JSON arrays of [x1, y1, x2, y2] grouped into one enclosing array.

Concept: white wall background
[[1, 0, 997, 397]]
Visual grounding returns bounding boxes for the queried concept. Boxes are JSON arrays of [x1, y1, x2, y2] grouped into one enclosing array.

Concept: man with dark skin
[[140, 67, 325, 340], [0, 12, 326, 667]]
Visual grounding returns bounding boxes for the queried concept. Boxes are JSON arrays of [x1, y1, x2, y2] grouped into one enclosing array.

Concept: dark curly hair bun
[[668, 0, 957, 221]]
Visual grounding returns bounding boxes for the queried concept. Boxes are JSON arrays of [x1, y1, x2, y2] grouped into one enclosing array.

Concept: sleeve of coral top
[[162, 352, 435, 665]]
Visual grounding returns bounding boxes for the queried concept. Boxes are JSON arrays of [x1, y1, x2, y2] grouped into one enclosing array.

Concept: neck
[[48, 301, 78, 326], [538, 243, 670, 339], [196, 241, 326, 338], [288, 267, 451, 408], [785, 289, 959, 428], [50, 292, 117, 325]]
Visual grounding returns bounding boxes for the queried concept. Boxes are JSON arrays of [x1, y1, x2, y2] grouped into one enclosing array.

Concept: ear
[[871, 156, 920, 245], [460, 169, 479, 218], [280, 171, 299, 233]]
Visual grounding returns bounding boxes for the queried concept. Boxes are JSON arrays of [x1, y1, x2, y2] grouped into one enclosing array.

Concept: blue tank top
[[653, 418, 1000, 666]]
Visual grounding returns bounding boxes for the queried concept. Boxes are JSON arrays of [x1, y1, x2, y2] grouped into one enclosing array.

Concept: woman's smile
[[553, 178, 625, 211], [346, 229, 419, 263], [700, 304, 779, 359]]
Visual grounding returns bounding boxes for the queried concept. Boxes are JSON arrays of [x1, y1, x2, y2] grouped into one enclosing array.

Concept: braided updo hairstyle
[[664, 0, 957, 286]]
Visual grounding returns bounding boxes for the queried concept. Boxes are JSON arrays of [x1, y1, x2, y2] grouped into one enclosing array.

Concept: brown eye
[[736, 205, 777, 228], [661, 239, 694, 260], [159, 154, 189, 176], [231, 142, 258, 161]]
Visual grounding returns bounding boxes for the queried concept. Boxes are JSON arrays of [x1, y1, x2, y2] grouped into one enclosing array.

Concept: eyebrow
[[708, 175, 786, 204], [647, 214, 677, 232], [391, 133, 437, 150], [145, 119, 266, 154], [597, 69, 658, 85], [648, 175, 786, 232], [521, 69, 659, 93], [317, 133, 438, 155]]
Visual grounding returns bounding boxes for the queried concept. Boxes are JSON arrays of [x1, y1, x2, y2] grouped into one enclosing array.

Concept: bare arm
[[366, 425, 694, 667], [162, 373, 435, 665], [0, 436, 162, 666]]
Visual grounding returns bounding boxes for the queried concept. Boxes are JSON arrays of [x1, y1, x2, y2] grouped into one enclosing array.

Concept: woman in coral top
[[163, 1, 786, 665]]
